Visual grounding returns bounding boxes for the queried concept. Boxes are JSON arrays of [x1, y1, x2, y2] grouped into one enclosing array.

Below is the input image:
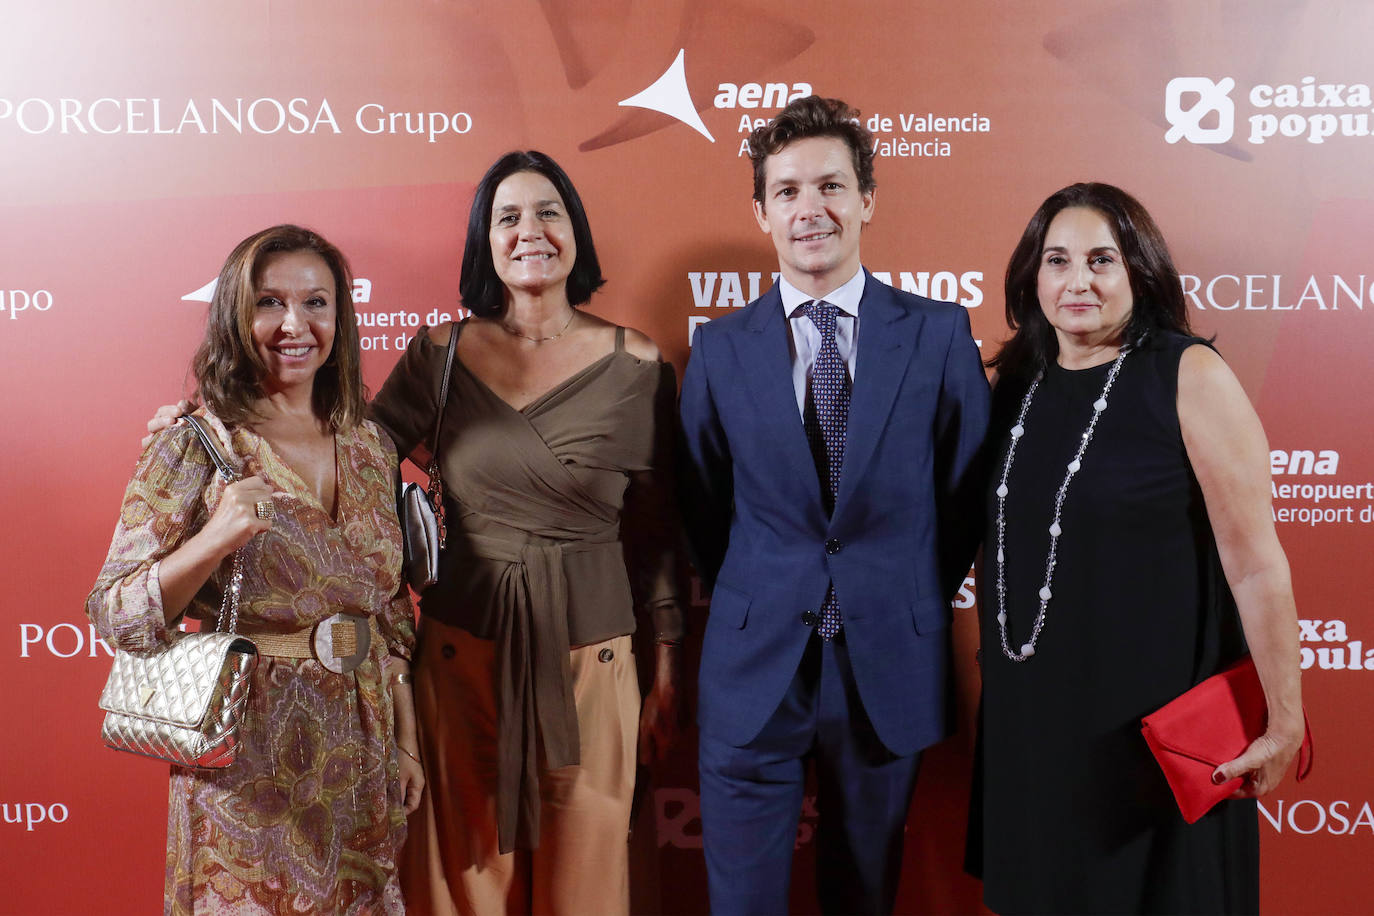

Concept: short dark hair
[[191, 224, 365, 431], [749, 96, 875, 203], [988, 182, 1191, 379], [459, 151, 606, 317]]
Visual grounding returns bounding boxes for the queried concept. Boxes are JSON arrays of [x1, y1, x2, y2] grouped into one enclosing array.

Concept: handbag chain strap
[[426, 322, 460, 550], [181, 414, 247, 636]]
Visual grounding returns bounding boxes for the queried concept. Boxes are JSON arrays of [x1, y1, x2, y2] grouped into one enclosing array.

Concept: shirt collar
[[780, 267, 867, 320]]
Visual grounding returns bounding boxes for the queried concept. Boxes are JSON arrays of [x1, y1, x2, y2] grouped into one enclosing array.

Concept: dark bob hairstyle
[[988, 182, 1192, 381], [458, 150, 606, 317], [191, 224, 365, 431], [749, 95, 876, 205]]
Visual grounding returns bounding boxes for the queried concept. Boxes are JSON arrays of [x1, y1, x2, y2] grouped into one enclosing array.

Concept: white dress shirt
[[779, 267, 866, 416]]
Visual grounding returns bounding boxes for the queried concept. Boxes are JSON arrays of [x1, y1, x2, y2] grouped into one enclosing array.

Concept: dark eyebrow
[[769, 171, 845, 190], [1040, 245, 1121, 255], [495, 199, 563, 212], [258, 285, 330, 295]]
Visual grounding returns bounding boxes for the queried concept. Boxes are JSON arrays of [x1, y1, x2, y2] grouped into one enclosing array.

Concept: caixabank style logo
[[1166, 75, 1374, 146]]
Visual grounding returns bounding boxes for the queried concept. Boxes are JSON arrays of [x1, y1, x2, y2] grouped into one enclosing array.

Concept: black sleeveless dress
[[971, 332, 1258, 915]]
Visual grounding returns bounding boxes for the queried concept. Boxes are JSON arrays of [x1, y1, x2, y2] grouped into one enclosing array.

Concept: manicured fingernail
[[1211, 771, 1225, 785]]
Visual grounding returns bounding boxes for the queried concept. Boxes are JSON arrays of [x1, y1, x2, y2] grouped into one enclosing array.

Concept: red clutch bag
[[1140, 656, 1313, 824]]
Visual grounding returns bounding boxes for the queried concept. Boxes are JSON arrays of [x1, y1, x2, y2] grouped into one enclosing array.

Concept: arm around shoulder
[[370, 324, 447, 466]]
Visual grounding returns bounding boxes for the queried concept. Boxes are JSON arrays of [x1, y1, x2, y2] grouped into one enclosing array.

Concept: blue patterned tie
[[803, 300, 848, 640]]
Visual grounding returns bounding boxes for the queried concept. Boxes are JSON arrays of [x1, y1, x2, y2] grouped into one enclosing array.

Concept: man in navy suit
[[678, 96, 990, 914]]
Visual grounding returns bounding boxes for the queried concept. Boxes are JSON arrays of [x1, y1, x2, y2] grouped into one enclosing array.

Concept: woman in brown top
[[371, 151, 685, 915]]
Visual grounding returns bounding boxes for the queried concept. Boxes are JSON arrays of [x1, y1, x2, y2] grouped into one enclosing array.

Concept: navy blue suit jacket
[[679, 271, 990, 756]]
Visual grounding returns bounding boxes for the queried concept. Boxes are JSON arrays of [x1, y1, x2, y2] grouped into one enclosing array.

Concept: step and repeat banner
[[2, 1, 1371, 912]]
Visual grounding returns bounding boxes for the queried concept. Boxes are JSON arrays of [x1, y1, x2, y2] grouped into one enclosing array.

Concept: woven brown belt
[[238, 614, 377, 674]]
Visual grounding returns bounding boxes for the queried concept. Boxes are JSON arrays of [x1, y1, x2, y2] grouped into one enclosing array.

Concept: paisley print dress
[[88, 410, 416, 916]]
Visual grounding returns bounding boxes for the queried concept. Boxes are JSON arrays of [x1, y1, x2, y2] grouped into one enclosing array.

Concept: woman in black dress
[[971, 183, 1305, 914]]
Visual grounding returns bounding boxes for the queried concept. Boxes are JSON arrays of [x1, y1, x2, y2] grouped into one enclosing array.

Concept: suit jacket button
[[801, 611, 818, 627], [825, 538, 842, 555], [598, 647, 615, 663]]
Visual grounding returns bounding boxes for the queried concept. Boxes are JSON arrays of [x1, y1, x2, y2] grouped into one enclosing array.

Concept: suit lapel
[[834, 274, 925, 516], [739, 289, 825, 501]]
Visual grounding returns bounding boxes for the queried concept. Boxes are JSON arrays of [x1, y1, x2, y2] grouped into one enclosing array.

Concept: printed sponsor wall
[[2, 1, 1370, 912]]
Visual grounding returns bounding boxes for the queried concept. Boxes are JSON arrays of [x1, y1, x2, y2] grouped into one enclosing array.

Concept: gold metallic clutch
[[97, 413, 258, 769], [98, 629, 257, 768]]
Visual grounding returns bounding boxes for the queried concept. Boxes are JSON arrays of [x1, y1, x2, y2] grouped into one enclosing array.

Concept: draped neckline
[[238, 424, 344, 525], [453, 349, 633, 416]]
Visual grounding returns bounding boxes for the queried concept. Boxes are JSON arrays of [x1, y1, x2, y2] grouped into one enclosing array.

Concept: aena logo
[[1164, 76, 1236, 144], [619, 50, 715, 142], [618, 50, 810, 143]]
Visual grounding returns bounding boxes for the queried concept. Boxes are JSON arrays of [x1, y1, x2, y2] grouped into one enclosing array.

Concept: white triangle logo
[[618, 49, 715, 143], [182, 278, 217, 302]]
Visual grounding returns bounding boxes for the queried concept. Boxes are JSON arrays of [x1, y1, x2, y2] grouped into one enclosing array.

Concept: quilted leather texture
[[99, 632, 257, 769]]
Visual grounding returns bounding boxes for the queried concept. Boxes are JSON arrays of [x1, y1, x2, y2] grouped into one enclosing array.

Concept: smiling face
[[753, 135, 875, 298], [250, 249, 337, 396], [1037, 206, 1134, 356], [489, 170, 576, 300]]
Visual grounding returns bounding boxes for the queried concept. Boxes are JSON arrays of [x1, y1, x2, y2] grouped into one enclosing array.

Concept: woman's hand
[[153, 474, 273, 622], [397, 745, 426, 814], [387, 657, 424, 814], [201, 476, 276, 554], [142, 399, 195, 449], [1213, 719, 1306, 797], [638, 643, 682, 765]]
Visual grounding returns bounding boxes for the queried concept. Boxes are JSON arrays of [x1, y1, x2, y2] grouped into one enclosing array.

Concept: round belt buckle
[[312, 613, 371, 674]]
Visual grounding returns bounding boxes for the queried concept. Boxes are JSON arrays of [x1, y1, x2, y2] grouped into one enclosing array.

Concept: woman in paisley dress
[[370, 151, 686, 915], [89, 224, 424, 915]]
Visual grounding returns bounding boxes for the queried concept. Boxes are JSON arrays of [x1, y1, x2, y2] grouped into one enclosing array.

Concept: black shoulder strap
[[428, 321, 460, 477]]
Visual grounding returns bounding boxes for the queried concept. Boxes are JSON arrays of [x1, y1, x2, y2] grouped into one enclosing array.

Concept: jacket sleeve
[[676, 322, 734, 589], [933, 306, 991, 604]]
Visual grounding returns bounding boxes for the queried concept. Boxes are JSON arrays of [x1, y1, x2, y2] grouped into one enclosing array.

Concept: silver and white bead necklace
[[993, 346, 1131, 662]]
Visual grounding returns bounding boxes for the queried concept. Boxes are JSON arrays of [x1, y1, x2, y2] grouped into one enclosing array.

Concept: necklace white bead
[[993, 346, 1131, 662]]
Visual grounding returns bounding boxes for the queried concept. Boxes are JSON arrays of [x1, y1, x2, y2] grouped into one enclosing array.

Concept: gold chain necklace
[[498, 310, 576, 342]]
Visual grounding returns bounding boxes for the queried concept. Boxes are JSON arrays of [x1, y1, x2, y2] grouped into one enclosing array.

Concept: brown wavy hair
[[191, 224, 365, 430], [749, 95, 876, 204]]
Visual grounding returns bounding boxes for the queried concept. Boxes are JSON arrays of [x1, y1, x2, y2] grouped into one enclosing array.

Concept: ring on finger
[[254, 499, 276, 521]]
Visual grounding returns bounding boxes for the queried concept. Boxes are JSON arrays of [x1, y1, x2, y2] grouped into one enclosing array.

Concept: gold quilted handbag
[[97, 414, 259, 769]]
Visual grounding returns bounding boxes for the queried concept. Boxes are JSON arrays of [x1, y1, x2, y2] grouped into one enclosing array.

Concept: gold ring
[[255, 499, 276, 520]]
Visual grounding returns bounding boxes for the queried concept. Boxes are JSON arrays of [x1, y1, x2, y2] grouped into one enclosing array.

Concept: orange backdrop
[[2, 1, 1371, 912]]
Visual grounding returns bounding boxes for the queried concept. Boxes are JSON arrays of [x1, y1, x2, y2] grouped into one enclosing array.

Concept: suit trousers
[[400, 619, 639, 916], [698, 631, 922, 915]]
